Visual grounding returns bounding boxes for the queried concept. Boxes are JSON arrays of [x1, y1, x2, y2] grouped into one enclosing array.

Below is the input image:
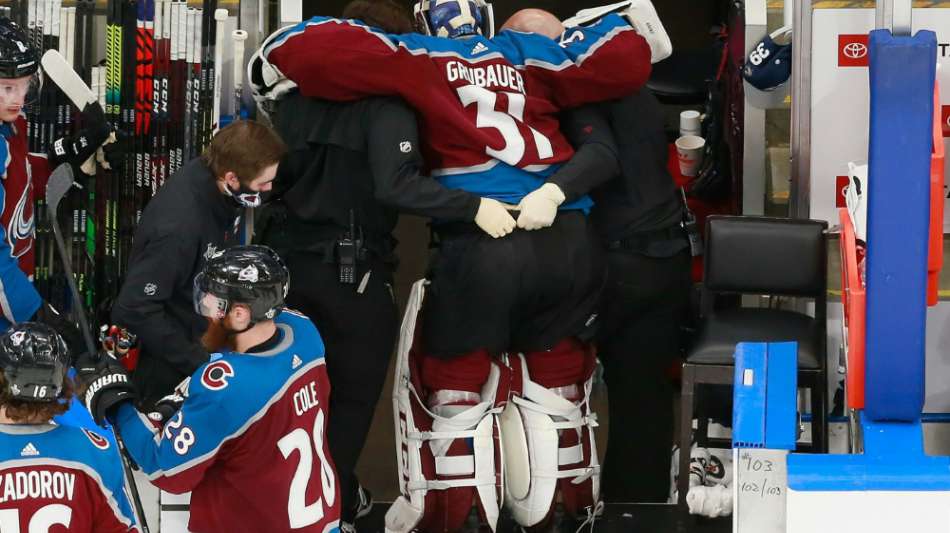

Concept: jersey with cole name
[[258, 14, 651, 208], [0, 116, 46, 328], [113, 309, 339, 533], [0, 423, 138, 533]]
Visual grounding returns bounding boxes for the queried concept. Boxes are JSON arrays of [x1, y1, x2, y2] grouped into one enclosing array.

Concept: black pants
[[597, 247, 691, 503], [424, 211, 605, 357], [282, 251, 398, 521]]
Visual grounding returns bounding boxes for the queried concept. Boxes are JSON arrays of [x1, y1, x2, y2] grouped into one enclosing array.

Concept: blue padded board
[[865, 29, 936, 422]]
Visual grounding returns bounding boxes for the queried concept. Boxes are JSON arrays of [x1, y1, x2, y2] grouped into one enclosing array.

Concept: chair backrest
[[704, 216, 828, 299]]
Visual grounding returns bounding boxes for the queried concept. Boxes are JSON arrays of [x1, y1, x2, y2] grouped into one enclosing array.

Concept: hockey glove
[[474, 198, 517, 238], [516, 183, 565, 230], [147, 391, 185, 426], [49, 101, 114, 175], [75, 351, 137, 426]]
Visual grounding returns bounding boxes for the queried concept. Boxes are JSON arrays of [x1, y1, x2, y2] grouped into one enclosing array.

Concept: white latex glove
[[516, 183, 565, 230], [474, 198, 517, 238]]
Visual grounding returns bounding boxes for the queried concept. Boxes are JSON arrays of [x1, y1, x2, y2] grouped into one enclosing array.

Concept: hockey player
[[250, 2, 663, 530], [110, 121, 286, 409], [78, 245, 340, 533], [0, 18, 117, 342], [0, 322, 139, 532], [256, 1, 524, 528], [504, 8, 694, 503]]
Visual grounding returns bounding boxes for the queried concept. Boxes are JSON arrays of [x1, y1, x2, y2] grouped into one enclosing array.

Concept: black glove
[[75, 351, 137, 426], [33, 301, 86, 363], [147, 391, 185, 425], [48, 101, 113, 169]]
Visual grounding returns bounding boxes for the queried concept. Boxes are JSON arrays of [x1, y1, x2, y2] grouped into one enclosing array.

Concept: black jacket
[[560, 91, 684, 248], [260, 93, 480, 254], [111, 158, 242, 404]]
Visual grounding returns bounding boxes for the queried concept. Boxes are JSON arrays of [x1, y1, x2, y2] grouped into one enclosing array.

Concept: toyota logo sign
[[839, 34, 870, 67], [843, 42, 867, 59]]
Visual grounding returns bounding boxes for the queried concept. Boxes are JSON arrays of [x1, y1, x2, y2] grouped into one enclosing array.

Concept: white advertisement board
[[809, 8, 950, 229]]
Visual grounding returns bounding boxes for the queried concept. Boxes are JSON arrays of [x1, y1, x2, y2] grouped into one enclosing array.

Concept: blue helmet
[[414, 0, 494, 39]]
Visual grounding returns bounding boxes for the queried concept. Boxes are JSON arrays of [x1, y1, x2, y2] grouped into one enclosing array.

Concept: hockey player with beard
[[77, 245, 340, 533], [252, 1, 669, 531], [0, 18, 119, 345], [0, 322, 138, 532]]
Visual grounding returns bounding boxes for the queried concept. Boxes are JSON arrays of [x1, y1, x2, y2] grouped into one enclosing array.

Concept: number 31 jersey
[[114, 310, 339, 533], [256, 14, 651, 209]]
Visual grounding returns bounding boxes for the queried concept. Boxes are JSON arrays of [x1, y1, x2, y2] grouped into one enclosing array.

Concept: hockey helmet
[[0, 322, 70, 403], [0, 18, 40, 106], [414, 0, 494, 39], [194, 245, 289, 323]]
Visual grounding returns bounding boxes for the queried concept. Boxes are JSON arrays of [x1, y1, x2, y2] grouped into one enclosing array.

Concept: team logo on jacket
[[201, 360, 235, 391], [5, 181, 33, 259], [82, 428, 111, 450], [399, 141, 412, 153], [144, 283, 158, 296]]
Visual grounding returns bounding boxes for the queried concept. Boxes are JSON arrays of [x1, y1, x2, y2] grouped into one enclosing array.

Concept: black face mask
[[223, 181, 262, 208]]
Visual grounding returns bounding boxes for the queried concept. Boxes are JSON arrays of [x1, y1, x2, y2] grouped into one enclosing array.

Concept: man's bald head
[[501, 9, 564, 40]]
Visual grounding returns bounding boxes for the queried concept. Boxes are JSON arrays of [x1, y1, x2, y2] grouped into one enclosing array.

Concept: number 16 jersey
[[114, 310, 339, 533]]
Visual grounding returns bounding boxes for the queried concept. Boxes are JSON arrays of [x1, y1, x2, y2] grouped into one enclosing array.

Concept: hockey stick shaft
[[45, 164, 150, 533]]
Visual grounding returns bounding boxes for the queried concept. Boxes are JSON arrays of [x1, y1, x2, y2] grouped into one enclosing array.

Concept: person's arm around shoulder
[[367, 98, 516, 238], [516, 104, 620, 230]]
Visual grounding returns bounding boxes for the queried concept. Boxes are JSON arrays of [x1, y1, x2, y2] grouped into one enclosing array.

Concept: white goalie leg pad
[[502, 354, 601, 528], [386, 280, 505, 533], [563, 0, 672, 64]]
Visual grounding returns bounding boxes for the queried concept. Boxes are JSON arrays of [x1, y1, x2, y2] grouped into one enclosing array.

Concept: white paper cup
[[676, 135, 706, 177], [680, 110, 702, 137]]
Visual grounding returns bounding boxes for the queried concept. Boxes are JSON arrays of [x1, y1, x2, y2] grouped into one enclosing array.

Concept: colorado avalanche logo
[[0, 137, 33, 260], [81, 428, 110, 450], [201, 360, 235, 391]]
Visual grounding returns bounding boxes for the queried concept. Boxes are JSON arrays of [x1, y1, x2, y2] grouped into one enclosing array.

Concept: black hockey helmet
[[0, 322, 70, 403], [194, 245, 289, 323], [0, 17, 39, 79]]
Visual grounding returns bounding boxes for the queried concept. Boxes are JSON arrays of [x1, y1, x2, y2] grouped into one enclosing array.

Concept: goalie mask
[[414, 0, 494, 39], [0, 322, 70, 403], [194, 245, 289, 324], [0, 17, 41, 106]]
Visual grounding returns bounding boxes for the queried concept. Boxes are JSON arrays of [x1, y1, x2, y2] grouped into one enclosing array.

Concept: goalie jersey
[[255, 13, 651, 209], [113, 310, 340, 533], [0, 423, 138, 532]]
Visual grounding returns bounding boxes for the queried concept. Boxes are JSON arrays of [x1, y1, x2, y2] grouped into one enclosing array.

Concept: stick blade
[[46, 163, 75, 214]]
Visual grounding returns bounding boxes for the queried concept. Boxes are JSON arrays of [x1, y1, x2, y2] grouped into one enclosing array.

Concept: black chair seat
[[646, 48, 717, 106], [687, 308, 821, 369]]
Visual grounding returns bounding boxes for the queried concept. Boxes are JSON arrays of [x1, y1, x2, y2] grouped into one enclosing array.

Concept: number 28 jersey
[[114, 310, 339, 533], [257, 14, 651, 208]]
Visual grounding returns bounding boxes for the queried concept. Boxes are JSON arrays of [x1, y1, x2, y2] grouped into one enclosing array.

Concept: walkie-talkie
[[338, 211, 358, 284]]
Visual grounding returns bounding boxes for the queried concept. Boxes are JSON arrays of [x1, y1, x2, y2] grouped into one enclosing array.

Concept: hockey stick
[[211, 8, 226, 133], [46, 163, 150, 533], [231, 28, 247, 121]]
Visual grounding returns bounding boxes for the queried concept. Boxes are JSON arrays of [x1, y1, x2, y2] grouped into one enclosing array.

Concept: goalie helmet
[[0, 322, 70, 403], [193, 245, 289, 323], [414, 0, 494, 39]]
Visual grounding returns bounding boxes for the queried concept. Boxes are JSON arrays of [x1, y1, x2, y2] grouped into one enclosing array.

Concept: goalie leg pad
[[387, 280, 509, 533], [502, 340, 601, 529]]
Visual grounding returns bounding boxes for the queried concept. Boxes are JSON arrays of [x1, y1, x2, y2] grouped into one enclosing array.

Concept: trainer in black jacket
[[111, 121, 286, 410], [556, 90, 693, 502]]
